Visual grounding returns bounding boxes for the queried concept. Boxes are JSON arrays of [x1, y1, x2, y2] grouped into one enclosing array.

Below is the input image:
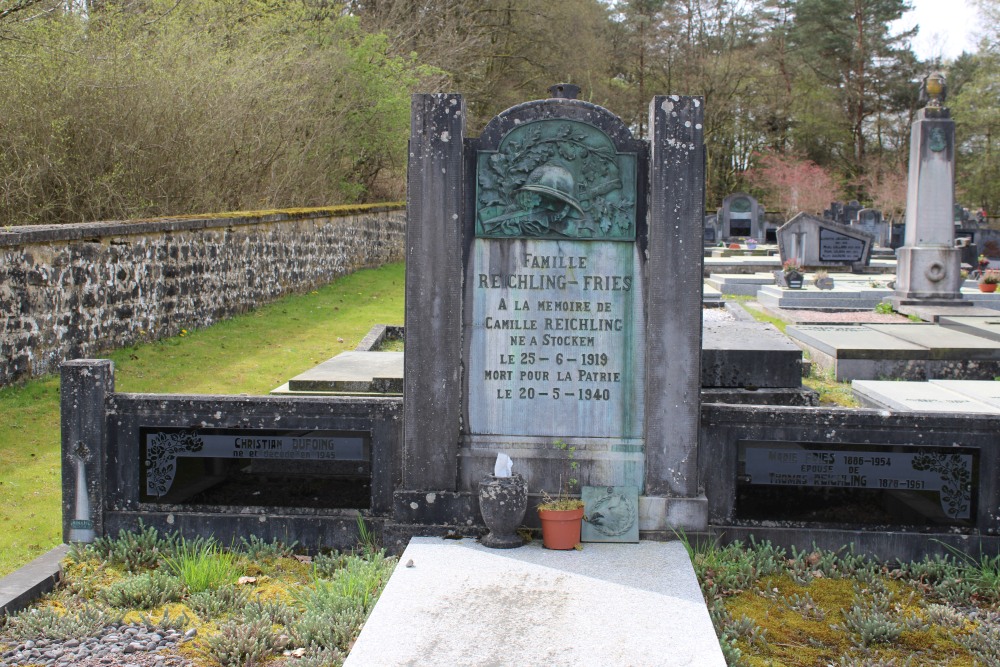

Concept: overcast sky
[[893, 0, 981, 61]]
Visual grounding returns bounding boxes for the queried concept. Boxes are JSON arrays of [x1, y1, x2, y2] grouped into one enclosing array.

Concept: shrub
[[2, 604, 122, 641], [239, 535, 297, 562], [203, 618, 280, 667], [99, 572, 184, 609], [289, 604, 367, 653], [0, 1, 439, 226], [187, 586, 250, 620], [88, 521, 174, 572]]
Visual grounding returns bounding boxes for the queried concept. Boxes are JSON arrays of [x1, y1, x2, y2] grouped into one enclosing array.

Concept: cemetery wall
[[0, 205, 406, 386]]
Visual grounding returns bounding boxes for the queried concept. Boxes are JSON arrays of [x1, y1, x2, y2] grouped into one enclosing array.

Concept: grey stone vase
[[478, 473, 528, 548]]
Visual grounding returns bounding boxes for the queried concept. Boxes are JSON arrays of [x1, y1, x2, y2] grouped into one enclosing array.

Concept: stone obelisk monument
[[892, 73, 970, 308]]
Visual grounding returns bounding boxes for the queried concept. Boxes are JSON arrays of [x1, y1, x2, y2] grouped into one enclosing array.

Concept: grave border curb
[[0, 544, 67, 617]]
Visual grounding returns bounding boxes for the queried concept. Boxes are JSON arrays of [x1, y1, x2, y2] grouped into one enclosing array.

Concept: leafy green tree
[[789, 0, 919, 179], [953, 52, 1000, 213]]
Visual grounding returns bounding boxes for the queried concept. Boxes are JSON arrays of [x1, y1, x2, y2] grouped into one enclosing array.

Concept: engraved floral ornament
[[912, 452, 972, 519], [477, 120, 635, 240], [145, 431, 205, 496]]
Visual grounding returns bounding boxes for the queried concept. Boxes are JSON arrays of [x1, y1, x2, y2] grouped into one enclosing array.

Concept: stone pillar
[[403, 94, 466, 491], [893, 79, 967, 305], [61, 359, 114, 543], [645, 96, 707, 529]]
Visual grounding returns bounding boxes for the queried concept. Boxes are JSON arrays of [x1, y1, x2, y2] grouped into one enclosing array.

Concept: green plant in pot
[[979, 270, 1000, 292], [537, 440, 584, 550]]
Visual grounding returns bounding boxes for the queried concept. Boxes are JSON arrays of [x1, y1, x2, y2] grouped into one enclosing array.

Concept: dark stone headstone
[[402, 89, 708, 533], [718, 192, 764, 240]]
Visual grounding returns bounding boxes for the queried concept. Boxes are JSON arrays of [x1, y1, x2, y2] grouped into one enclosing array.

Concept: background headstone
[[777, 212, 874, 269], [718, 192, 766, 241]]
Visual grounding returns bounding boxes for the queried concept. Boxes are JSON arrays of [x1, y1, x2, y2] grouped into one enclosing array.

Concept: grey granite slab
[[702, 321, 802, 388], [865, 324, 1000, 360], [852, 380, 1000, 413], [344, 537, 725, 667], [939, 316, 1000, 342], [785, 325, 927, 359], [0, 545, 67, 616], [929, 380, 1000, 410], [286, 351, 403, 393]]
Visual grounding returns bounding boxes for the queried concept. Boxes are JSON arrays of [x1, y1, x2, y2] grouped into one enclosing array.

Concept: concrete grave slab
[[785, 325, 927, 360], [757, 285, 894, 310], [865, 324, 1000, 360], [702, 321, 803, 388], [897, 304, 1000, 322], [852, 380, 1000, 413], [786, 325, 928, 381], [929, 380, 1000, 410], [0, 545, 67, 616], [286, 351, 403, 394], [939, 316, 1000, 342], [343, 537, 725, 667]]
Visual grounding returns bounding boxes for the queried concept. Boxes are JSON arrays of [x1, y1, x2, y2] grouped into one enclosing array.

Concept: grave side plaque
[[819, 227, 865, 262], [141, 427, 369, 500], [737, 440, 977, 526]]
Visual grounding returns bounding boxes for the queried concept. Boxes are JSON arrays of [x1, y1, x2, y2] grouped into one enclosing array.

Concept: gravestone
[[776, 212, 874, 269], [852, 208, 888, 247], [824, 200, 863, 225], [892, 74, 969, 307], [703, 213, 719, 245], [718, 192, 764, 240], [402, 86, 707, 533]]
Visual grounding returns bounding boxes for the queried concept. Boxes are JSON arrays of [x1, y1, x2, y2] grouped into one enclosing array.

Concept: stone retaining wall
[[0, 205, 405, 386]]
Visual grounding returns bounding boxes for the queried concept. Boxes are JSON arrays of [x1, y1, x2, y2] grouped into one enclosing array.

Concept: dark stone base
[[891, 297, 973, 307], [703, 321, 804, 389], [104, 511, 377, 555], [392, 491, 479, 526], [701, 387, 818, 406], [710, 525, 1000, 564], [481, 532, 527, 548]]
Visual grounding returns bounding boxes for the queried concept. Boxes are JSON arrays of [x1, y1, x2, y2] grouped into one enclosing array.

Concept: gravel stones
[[1, 623, 194, 667]]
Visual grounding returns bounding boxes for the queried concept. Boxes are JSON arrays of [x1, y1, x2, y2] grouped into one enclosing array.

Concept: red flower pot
[[980, 283, 997, 293], [538, 506, 584, 550]]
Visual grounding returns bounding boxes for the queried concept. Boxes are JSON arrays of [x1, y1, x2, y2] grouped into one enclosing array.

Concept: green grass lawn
[[0, 263, 404, 576]]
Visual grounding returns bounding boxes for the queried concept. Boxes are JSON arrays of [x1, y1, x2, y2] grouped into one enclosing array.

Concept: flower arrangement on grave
[[745, 237, 758, 250], [813, 269, 834, 290], [782, 258, 803, 274], [980, 270, 1000, 285], [979, 254, 990, 270]]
